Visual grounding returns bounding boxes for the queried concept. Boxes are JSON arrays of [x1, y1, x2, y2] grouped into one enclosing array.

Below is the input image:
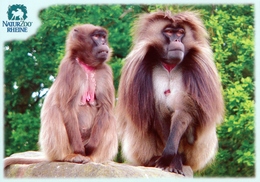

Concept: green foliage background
[[4, 4, 254, 177]]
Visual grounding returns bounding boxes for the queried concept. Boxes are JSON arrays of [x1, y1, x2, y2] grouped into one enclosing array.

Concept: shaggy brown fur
[[116, 11, 224, 174], [5, 24, 118, 168]]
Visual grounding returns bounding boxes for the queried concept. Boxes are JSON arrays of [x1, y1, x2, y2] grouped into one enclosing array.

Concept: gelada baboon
[[116, 11, 224, 175], [5, 24, 118, 168]]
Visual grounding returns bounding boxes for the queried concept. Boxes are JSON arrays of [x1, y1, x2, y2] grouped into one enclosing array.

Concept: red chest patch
[[76, 58, 96, 105], [162, 62, 176, 72], [164, 89, 171, 96]]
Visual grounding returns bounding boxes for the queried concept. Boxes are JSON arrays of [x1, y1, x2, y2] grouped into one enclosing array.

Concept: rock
[[4, 151, 193, 178]]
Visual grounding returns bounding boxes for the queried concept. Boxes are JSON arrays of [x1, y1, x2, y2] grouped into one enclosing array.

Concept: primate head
[[161, 25, 185, 64], [90, 28, 109, 61], [132, 11, 208, 67], [66, 24, 111, 67]]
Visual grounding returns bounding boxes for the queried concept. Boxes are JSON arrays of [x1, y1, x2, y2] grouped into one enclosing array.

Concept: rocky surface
[[4, 151, 193, 178]]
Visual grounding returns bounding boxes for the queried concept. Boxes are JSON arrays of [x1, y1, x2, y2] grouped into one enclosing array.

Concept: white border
[[1, 0, 259, 181]]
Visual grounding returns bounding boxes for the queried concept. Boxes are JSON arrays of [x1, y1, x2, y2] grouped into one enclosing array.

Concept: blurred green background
[[4, 4, 254, 177]]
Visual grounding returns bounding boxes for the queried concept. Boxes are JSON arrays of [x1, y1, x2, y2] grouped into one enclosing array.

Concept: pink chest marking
[[164, 89, 171, 96], [77, 58, 96, 105]]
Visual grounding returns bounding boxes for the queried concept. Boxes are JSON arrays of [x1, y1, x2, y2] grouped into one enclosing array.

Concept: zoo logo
[[7, 4, 28, 20], [3, 4, 33, 33]]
